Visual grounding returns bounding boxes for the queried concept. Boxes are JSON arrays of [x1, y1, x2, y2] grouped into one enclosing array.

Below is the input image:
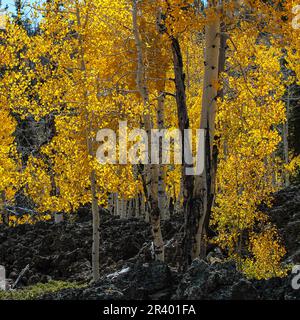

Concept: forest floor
[[1, 185, 300, 300]]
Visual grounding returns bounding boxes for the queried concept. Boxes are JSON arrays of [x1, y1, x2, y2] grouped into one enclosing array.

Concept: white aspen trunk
[[170, 5, 223, 265], [157, 93, 169, 220], [175, 178, 183, 213], [125, 199, 128, 218], [90, 168, 100, 281], [49, 156, 62, 224], [114, 195, 117, 216], [54, 213, 63, 223], [120, 198, 126, 219], [118, 195, 123, 217], [141, 194, 146, 221], [193, 11, 221, 259], [132, 0, 164, 261], [112, 193, 117, 215], [271, 154, 277, 188], [127, 199, 133, 218], [76, 3, 100, 281], [135, 197, 140, 218], [0, 191, 8, 225], [283, 87, 290, 187], [116, 193, 121, 217], [107, 193, 114, 215], [124, 200, 128, 219], [121, 199, 123, 219]]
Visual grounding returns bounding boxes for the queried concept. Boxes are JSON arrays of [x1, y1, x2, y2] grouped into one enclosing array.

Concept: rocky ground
[[1, 185, 300, 300], [0, 208, 183, 289]]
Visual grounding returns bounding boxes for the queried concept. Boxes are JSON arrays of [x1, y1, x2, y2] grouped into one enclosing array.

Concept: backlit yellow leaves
[[0, 0, 299, 280], [242, 227, 288, 280], [0, 101, 22, 206], [212, 25, 288, 279]]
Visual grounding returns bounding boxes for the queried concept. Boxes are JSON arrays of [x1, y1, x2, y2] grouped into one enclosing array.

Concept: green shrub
[[0, 280, 85, 300]]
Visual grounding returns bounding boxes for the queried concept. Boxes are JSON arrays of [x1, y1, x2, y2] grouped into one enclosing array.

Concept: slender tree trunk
[[107, 193, 114, 215], [141, 194, 146, 221], [135, 196, 140, 218], [171, 13, 221, 267], [115, 193, 120, 216], [127, 199, 133, 218], [157, 93, 169, 220], [132, 0, 164, 261], [49, 168, 63, 223], [76, 3, 100, 281], [283, 86, 290, 187], [1, 191, 8, 225], [175, 177, 184, 213], [193, 14, 221, 259], [171, 36, 195, 267], [121, 198, 126, 219], [90, 167, 100, 281]]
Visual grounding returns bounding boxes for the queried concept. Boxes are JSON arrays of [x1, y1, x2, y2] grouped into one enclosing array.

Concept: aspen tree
[[132, 0, 164, 261], [192, 3, 221, 259]]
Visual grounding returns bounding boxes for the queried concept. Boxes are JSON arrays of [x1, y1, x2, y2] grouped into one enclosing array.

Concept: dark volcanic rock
[[1, 185, 300, 300], [0, 212, 182, 287], [0, 213, 150, 285], [174, 259, 244, 300], [40, 261, 174, 300], [252, 273, 300, 300], [174, 258, 300, 300], [231, 279, 258, 300], [267, 185, 300, 257], [87, 261, 173, 300]]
